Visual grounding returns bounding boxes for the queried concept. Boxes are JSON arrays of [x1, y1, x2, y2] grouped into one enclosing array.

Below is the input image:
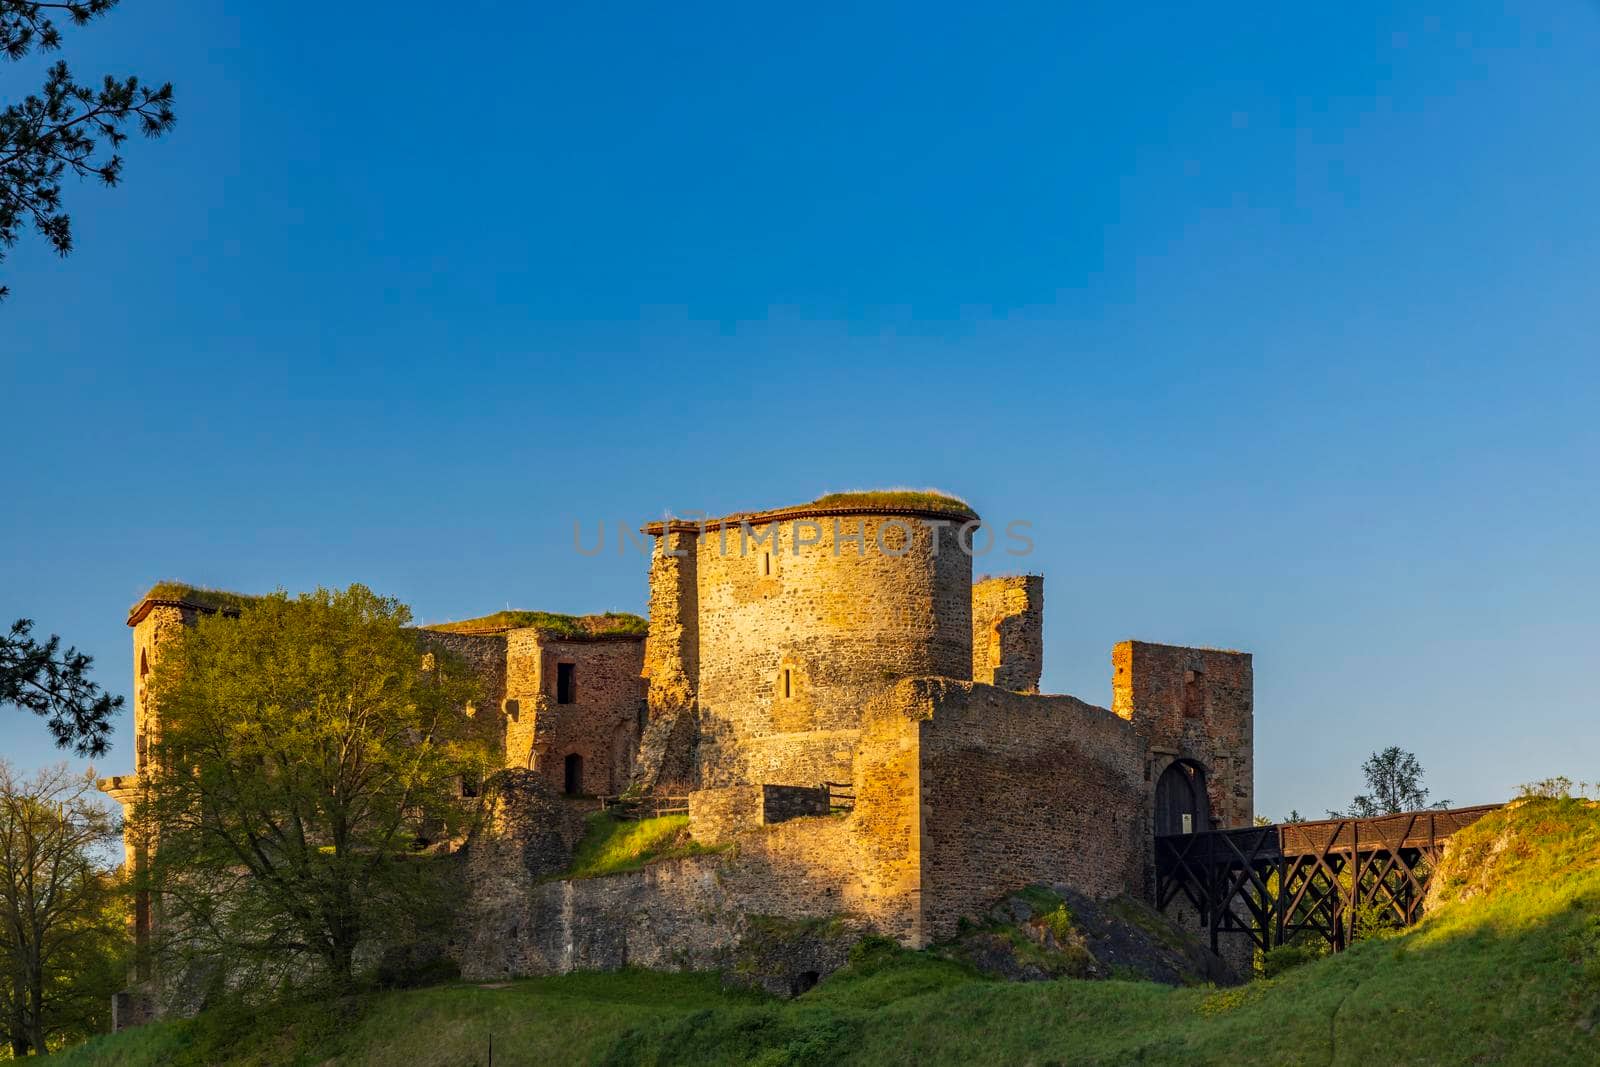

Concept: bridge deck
[[1155, 804, 1502, 955], [1162, 804, 1502, 865]]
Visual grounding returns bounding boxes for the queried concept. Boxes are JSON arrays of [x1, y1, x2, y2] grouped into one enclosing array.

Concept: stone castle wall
[[107, 495, 1263, 1009], [458, 773, 912, 979], [688, 513, 972, 786], [1112, 641, 1254, 829], [865, 678, 1147, 942], [129, 604, 196, 775], [502, 631, 644, 794], [457, 670, 1166, 977], [416, 630, 509, 767], [970, 575, 1044, 693]]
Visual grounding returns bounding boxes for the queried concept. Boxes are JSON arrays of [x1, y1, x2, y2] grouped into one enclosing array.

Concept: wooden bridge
[[1155, 804, 1502, 954]]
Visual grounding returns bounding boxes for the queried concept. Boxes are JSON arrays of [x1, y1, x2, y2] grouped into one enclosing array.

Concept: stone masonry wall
[[636, 530, 701, 791], [129, 605, 196, 776], [643, 531, 699, 712], [970, 575, 1044, 693], [503, 630, 644, 795], [688, 512, 972, 787], [416, 630, 508, 765], [1112, 641, 1254, 831], [458, 803, 907, 980], [886, 678, 1147, 942], [455, 695, 935, 979], [687, 784, 832, 845]]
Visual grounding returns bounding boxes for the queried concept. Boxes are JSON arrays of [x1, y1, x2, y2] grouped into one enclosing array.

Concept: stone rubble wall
[[1112, 641, 1255, 830], [502, 630, 645, 795], [688, 784, 832, 845], [870, 678, 1148, 942], [970, 574, 1044, 693]]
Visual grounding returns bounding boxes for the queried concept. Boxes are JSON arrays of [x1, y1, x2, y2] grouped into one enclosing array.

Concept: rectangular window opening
[[556, 662, 576, 705], [782, 668, 792, 699], [763, 551, 772, 576]]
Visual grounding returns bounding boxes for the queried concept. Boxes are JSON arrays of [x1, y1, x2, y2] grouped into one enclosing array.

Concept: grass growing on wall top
[[138, 582, 262, 613], [809, 489, 974, 515], [562, 812, 719, 880], [423, 610, 648, 637]]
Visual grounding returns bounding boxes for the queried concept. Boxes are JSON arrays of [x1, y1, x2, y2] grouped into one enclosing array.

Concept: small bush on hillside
[[1518, 776, 1596, 800], [1261, 937, 1328, 978]]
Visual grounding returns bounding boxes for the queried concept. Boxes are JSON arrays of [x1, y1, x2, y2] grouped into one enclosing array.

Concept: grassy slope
[[564, 813, 720, 879], [52, 799, 1600, 1066]]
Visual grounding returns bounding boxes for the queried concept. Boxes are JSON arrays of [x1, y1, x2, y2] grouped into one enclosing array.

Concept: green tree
[[1329, 746, 1449, 818], [0, 761, 127, 1057], [0, 618, 123, 757], [133, 586, 490, 991], [1, 1, 175, 301]]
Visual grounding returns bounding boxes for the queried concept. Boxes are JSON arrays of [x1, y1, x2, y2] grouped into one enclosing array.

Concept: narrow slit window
[[782, 668, 792, 699], [1182, 668, 1205, 718], [763, 551, 772, 576], [556, 662, 576, 705]]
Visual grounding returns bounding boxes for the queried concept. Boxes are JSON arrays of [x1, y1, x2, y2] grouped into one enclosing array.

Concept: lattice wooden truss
[[1155, 805, 1501, 953]]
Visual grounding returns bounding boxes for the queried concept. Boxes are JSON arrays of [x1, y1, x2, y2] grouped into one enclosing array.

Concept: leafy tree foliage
[[1, 1, 175, 301], [133, 586, 491, 991], [0, 761, 127, 1057], [1329, 746, 1450, 818], [0, 618, 123, 756]]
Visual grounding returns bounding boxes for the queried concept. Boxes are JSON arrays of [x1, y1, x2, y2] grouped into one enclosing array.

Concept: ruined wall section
[[129, 604, 198, 776], [970, 575, 1043, 693], [636, 530, 700, 791], [458, 694, 935, 979], [643, 530, 698, 713], [453, 770, 594, 974], [1112, 641, 1254, 831], [414, 629, 510, 778], [690, 512, 971, 787], [893, 679, 1145, 942], [502, 629, 644, 795]]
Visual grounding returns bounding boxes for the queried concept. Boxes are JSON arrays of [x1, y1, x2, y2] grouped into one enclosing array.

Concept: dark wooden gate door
[[1155, 760, 1210, 836]]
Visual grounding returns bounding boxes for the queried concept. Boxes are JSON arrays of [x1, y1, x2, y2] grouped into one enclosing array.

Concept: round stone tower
[[644, 494, 975, 786]]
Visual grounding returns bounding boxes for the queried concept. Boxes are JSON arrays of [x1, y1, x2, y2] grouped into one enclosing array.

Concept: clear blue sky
[[4, 2, 1598, 819]]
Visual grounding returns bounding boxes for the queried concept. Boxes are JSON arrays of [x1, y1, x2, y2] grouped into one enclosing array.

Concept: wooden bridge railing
[[1155, 804, 1501, 954]]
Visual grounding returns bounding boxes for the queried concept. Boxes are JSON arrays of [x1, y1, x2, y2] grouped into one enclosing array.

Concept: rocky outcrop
[[942, 885, 1239, 986]]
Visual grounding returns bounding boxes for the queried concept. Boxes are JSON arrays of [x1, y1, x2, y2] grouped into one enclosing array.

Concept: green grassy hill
[[51, 797, 1600, 1066]]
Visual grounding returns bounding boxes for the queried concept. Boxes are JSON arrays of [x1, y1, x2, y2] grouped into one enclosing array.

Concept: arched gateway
[[1154, 759, 1211, 836]]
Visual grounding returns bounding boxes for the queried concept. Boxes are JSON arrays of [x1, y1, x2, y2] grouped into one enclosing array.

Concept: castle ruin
[[101, 491, 1254, 1013]]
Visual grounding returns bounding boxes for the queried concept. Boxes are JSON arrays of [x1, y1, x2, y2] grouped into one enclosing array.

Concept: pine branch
[[0, 2, 174, 301]]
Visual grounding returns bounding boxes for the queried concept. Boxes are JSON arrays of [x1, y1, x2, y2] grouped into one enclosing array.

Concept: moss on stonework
[[808, 489, 974, 516], [424, 610, 648, 638], [1012, 885, 1066, 916], [138, 582, 262, 614]]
